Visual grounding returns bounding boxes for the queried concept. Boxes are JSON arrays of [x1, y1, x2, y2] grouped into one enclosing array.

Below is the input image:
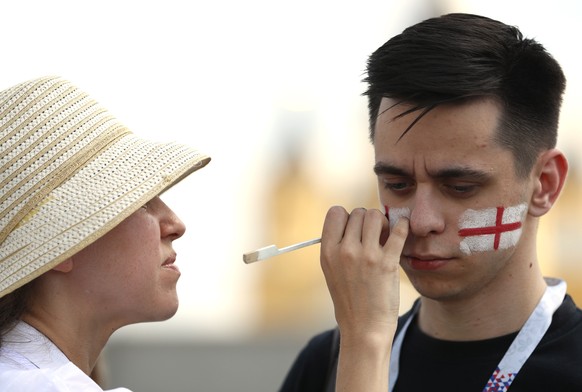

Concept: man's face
[[374, 97, 534, 302]]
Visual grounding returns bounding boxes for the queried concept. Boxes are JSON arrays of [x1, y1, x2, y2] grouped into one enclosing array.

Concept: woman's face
[[69, 196, 186, 329]]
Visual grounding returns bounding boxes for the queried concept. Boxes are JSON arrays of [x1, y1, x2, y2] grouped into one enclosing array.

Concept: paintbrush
[[243, 238, 321, 263]]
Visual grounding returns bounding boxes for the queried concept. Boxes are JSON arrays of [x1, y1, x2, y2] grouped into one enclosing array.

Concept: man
[[281, 13, 582, 391]]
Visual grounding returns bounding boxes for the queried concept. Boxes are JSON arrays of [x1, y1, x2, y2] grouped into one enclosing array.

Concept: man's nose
[[408, 188, 445, 237]]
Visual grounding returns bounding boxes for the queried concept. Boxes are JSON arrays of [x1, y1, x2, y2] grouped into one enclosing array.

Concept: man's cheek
[[384, 205, 411, 230], [458, 203, 528, 255]]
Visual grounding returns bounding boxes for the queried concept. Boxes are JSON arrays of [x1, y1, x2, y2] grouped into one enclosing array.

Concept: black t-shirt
[[279, 295, 582, 392]]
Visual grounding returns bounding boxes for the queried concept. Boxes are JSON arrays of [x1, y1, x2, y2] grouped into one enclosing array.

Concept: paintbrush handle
[[243, 237, 321, 263], [277, 238, 321, 255]]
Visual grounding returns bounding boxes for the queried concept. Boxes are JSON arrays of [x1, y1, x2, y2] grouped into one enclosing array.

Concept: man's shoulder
[[300, 304, 418, 353], [304, 328, 337, 349], [519, 295, 582, 391], [278, 328, 339, 392], [548, 294, 582, 333]]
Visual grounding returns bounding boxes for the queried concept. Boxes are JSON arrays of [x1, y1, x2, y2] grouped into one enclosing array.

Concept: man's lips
[[403, 254, 453, 271]]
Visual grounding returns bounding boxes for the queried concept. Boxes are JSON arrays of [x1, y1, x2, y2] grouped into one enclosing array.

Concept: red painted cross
[[458, 207, 522, 250]]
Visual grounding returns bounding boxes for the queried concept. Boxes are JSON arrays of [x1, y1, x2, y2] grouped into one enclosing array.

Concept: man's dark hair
[[364, 13, 566, 177]]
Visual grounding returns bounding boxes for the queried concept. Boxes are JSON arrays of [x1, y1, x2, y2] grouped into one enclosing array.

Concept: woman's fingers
[[320, 207, 410, 328]]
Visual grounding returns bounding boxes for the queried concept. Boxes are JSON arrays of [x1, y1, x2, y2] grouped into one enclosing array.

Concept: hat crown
[[0, 77, 128, 244]]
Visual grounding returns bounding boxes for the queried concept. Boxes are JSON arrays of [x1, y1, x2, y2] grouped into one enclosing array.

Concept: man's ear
[[52, 258, 74, 273], [529, 149, 568, 217]]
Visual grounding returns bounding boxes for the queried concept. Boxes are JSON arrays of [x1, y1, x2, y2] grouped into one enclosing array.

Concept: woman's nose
[[155, 197, 186, 240]]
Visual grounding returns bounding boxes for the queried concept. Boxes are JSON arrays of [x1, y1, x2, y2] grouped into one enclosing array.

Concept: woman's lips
[[162, 255, 180, 274]]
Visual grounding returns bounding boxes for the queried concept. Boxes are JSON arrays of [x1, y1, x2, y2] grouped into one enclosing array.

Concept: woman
[[0, 76, 404, 391]]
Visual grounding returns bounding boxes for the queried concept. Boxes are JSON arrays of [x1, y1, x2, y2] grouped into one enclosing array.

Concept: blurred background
[[1, 0, 581, 390]]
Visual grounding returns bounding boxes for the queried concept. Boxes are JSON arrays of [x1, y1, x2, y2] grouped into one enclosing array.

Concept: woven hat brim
[[0, 133, 210, 297]]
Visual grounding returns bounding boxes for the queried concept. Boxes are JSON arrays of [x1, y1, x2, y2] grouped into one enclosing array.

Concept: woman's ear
[[52, 258, 74, 273], [529, 149, 568, 217]]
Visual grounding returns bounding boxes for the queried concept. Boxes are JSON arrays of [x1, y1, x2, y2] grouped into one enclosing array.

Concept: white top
[[0, 321, 131, 392]]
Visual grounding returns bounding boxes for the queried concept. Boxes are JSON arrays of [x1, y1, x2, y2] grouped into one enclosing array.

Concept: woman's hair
[[364, 13, 566, 178], [0, 285, 32, 347]]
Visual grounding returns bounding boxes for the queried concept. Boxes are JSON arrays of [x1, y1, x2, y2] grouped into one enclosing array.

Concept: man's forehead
[[374, 96, 503, 147], [378, 97, 407, 114], [376, 96, 501, 121], [373, 160, 494, 180], [376, 97, 412, 123]]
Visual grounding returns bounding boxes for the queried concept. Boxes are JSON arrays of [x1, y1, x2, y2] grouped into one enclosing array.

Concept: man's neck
[[416, 270, 547, 341]]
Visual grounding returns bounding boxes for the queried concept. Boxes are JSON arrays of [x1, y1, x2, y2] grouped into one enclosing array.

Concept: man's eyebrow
[[373, 162, 491, 180], [431, 167, 492, 181], [373, 163, 410, 176]]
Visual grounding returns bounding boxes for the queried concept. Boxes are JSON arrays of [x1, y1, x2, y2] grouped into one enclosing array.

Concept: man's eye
[[383, 181, 412, 192], [445, 184, 477, 195], [388, 183, 407, 190]]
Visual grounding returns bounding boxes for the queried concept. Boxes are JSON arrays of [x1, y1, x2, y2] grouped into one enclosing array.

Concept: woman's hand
[[320, 206, 409, 392]]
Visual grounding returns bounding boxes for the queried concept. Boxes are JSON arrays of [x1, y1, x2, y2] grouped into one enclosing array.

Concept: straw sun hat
[[0, 76, 210, 298]]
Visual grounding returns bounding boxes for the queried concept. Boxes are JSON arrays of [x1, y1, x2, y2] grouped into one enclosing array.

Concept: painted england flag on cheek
[[458, 203, 528, 255]]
